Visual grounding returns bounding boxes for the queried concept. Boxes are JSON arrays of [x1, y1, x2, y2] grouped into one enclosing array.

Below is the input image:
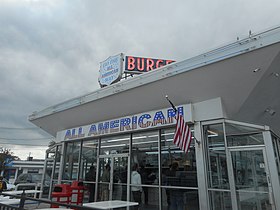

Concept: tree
[[0, 147, 20, 175]]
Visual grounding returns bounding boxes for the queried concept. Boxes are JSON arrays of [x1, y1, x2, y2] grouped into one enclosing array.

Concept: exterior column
[[194, 121, 209, 209], [263, 130, 280, 210]]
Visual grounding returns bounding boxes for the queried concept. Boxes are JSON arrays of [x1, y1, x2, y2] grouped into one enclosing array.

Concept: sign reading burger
[[98, 54, 175, 87], [125, 56, 175, 74]]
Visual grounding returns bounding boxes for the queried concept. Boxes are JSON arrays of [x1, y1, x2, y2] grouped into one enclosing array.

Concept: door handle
[[267, 175, 271, 185]]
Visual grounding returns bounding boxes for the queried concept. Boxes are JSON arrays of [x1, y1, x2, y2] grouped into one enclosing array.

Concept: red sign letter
[[127, 56, 135, 70], [137, 57, 145, 71], [146, 58, 154, 71], [166, 60, 174, 65], [156, 59, 164, 68]]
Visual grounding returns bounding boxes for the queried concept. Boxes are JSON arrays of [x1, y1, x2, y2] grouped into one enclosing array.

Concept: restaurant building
[[29, 26, 280, 210]]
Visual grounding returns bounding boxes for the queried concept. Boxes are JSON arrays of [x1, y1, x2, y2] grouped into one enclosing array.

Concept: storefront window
[[272, 135, 280, 182], [46, 145, 62, 178], [161, 127, 197, 187], [63, 141, 81, 181], [131, 130, 159, 208], [80, 139, 98, 179], [100, 134, 130, 155], [46, 146, 56, 159], [225, 122, 263, 135], [209, 191, 232, 210], [45, 144, 62, 197], [161, 188, 199, 210], [227, 133, 264, 147], [161, 127, 198, 210], [204, 123, 229, 189], [80, 139, 98, 202], [132, 130, 159, 185], [225, 122, 264, 146]]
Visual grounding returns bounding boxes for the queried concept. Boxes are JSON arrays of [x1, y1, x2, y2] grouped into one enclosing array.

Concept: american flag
[[173, 114, 192, 153]]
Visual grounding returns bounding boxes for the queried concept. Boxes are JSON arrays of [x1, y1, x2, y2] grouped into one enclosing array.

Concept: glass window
[[225, 122, 264, 146], [81, 139, 98, 202], [226, 133, 264, 147], [80, 139, 98, 180], [100, 134, 130, 155], [43, 145, 62, 197], [161, 127, 198, 210], [225, 122, 263, 135], [161, 127, 197, 188], [131, 130, 159, 207], [208, 190, 232, 210], [162, 188, 199, 210], [236, 191, 271, 210], [204, 124, 229, 189], [272, 134, 280, 181], [47, 146, 56, 159], [46, 145, 62, 177], [231, 150, 268, 191], [132, 130, 159, 186], [63, 141, 81, 181]]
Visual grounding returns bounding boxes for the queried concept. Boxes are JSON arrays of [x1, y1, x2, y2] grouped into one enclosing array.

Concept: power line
[[0, 137, 54, 141], [0, 127, 42, 130], [0, 142, 48, 147], [3, 147, 48, 150]]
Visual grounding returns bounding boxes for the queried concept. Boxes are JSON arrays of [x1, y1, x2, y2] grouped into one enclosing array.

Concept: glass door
[[229, 148, 273, 210], [43, 159, 54, 198], [97, 154, 129, 201]]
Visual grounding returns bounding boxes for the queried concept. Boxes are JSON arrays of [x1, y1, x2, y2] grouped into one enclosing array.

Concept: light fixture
[[253, 68, 261, 73], [271, 72, 279, 78], [265, 108, 276, 116]]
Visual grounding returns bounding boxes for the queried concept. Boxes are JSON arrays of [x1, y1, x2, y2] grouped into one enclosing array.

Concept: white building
[[29, 26, 280, 210]]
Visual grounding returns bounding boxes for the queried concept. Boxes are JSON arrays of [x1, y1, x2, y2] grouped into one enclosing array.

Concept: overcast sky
[[1, 0, 280, 160]]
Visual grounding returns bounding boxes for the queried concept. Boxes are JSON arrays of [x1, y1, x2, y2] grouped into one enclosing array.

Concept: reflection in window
[[272, 135, 280, 180], [81, 139, 98, 183], [79, 139, 98, 202], [225, 122, 264, 147], [47, 146, 56, 159], [204, 124, 229, 189], [231, 150, 268, 191], [209, 191, 232, 210], [132, 131, 159, 186], [45, 145, 62, 197], [236, 192, 271, 210], [227, 133, 264, 147], [63, 142, 81, 181], [161, 127, 197, 188], [160, 127, 199, 210], [100, 134, 130, 155], [225, 122, 263, 136], [46, 144, 62, 177], [131, 130, 159, 208]]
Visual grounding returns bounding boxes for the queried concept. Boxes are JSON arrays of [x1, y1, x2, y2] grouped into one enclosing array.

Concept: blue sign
[[62, 104, 193, 141], [98, 53, 123, 87]]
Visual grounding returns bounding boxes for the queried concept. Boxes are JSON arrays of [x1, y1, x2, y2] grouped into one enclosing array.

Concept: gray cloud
[[1, 0, 280, 159]]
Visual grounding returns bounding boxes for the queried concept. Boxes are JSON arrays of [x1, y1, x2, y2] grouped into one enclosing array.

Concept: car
[[14, 173, 50, 193], [3, 178, 15, 191]]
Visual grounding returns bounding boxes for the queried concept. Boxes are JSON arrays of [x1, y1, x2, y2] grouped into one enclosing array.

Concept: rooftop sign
[[98, 53, 124, 87], [125, 56, 175, 74], [98, 54, 175, 87]]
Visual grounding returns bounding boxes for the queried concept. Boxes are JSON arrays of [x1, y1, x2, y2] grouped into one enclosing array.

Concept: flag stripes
[[173, 114, 192, 153]]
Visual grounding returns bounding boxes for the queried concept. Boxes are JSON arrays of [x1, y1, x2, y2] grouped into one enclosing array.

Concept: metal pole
[[19, 190, 26, 210]]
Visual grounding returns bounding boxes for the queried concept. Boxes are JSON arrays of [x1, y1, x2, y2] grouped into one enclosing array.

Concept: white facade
[[30, 26, 280, 210]]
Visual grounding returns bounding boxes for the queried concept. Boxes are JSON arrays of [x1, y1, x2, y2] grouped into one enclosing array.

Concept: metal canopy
[[29, 27, 280, 137]]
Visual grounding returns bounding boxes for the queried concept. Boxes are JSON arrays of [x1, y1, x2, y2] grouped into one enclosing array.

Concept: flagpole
[[165, 95, 177, 113], [165, 95, 200, 145]]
